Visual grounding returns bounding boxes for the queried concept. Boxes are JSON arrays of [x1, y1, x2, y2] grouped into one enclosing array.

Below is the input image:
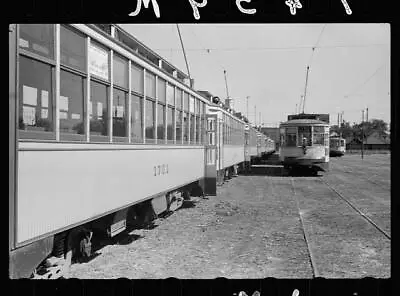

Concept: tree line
[[330, 119, 389, 143]]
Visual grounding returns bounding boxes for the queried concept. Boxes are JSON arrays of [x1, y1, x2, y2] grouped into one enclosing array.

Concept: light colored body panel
[[223, 145, 245, 168], [17, 143, 204, 244]]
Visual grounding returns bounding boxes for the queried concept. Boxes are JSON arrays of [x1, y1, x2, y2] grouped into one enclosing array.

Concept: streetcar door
[[204, 114, 217, 195]]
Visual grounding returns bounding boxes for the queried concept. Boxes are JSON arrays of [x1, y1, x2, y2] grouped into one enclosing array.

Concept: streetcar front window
[[285, 127, 297, 147], [312, 126, 325, 145], [298, 126, 312, 146]]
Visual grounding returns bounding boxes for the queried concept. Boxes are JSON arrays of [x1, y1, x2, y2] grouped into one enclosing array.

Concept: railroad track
[[289, 177, 320, 278], [290, 175, 390, 278], [319, 177, 391, 240], [330, 162, 390, 191]]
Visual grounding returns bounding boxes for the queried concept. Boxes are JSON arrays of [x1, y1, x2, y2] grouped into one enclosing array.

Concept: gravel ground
[[67, 154, 390, 279]]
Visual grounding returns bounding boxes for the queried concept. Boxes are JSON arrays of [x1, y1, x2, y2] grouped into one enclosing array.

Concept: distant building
[[364, 132, 390, 146], [346, 131, 390, 150]]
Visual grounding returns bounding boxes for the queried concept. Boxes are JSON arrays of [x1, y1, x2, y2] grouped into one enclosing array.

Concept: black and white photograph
[[9, 0, 395, 292]]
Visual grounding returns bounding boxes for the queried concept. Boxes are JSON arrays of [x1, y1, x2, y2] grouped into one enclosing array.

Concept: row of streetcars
[[9, 24, 275, 278]]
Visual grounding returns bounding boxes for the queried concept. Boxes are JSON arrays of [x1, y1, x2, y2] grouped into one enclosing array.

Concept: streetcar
[[329, 136, 346, 157], [9, 24, 274, 279], [279, 115, 330, 174]]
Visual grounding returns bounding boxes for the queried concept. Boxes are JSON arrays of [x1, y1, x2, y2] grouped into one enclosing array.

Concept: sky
[[119, 23, 390, 128]]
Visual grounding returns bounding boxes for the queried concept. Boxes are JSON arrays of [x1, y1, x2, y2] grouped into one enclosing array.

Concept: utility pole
[[361, 109, 364, 159], [246, 97, 248, 120], [366, 107, 368, 122], [254, 105, 257, 126]]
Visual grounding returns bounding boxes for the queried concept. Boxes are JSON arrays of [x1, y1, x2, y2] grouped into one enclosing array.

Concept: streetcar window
[[313, 133, 324, 145], [195, 99, 200, 116], [176, 88, 182, 109], [131, 63, 144, 94], [176, 110, 182, 142], [60, 25, 86, 72], [145, 72, 156, 99], [157, 103, 165, 141], [196, 115, 200, 143], [112, 88, 128, 141], [18, 56, 55, 139], [189, 96, 195, 114], [89, 81, 109, 141], [285, 128, 297, 147], [19, 24, 54, 59], [190, 114, 195, 143], [201, 115, 205, 144], [145, 100, 155, 140], [184, 92, 189, 112], [183, 112, 189, 143], [298, 126, 312, 146], [131, 94, 143, 143], [59, 70, 86, 140], [166, 83, 174, 106], [167, 107, 174, 141], [158, 78, 166, 104], [89, 42, 109, 81], [113, 54, 128, 89]]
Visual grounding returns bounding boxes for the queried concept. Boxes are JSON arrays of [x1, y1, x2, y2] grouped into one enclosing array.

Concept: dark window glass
[[190, 114, 195, 143], [131, 94, 143, 142], [60, 25, 86, 72], [158, 78, 166, 104], [145, 100, 155, 139], [146, 72, 156, 98], [18, 56, 54, 138], [113, 54, 128, 89], [183, 112, 189, 142], [176, 110, 182, 141], [196, 116, 200, 143], [176, 89, 182, 109], [19, 24, 54, 59], [131, 63, 143, 94], [90, 81, 108, 139], [167, 107, 174, 141], [113, 88, 128, 140], [157, 103, 165, 140], [60, 70, 85, 138], [196, 99, 200, 116]]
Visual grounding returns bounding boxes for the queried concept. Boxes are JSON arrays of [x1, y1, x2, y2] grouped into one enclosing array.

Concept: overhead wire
[[344, 62, 388, 98], [152, 43, 388, 52]]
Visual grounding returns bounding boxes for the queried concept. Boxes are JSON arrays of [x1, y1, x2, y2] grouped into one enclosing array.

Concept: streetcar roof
[[280, 119, 329, 126]]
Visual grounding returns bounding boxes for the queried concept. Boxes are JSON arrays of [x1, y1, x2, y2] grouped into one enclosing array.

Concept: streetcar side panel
[[16, 143, 204, 245]]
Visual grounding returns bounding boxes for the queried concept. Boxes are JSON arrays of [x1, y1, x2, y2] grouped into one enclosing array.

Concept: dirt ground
[[67, 153, 390, 279]]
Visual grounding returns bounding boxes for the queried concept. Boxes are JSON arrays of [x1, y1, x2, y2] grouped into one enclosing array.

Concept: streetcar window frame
[[89, 79, 110, 142], [18, 55, 56, 140], [59, 69, 87, 141]]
